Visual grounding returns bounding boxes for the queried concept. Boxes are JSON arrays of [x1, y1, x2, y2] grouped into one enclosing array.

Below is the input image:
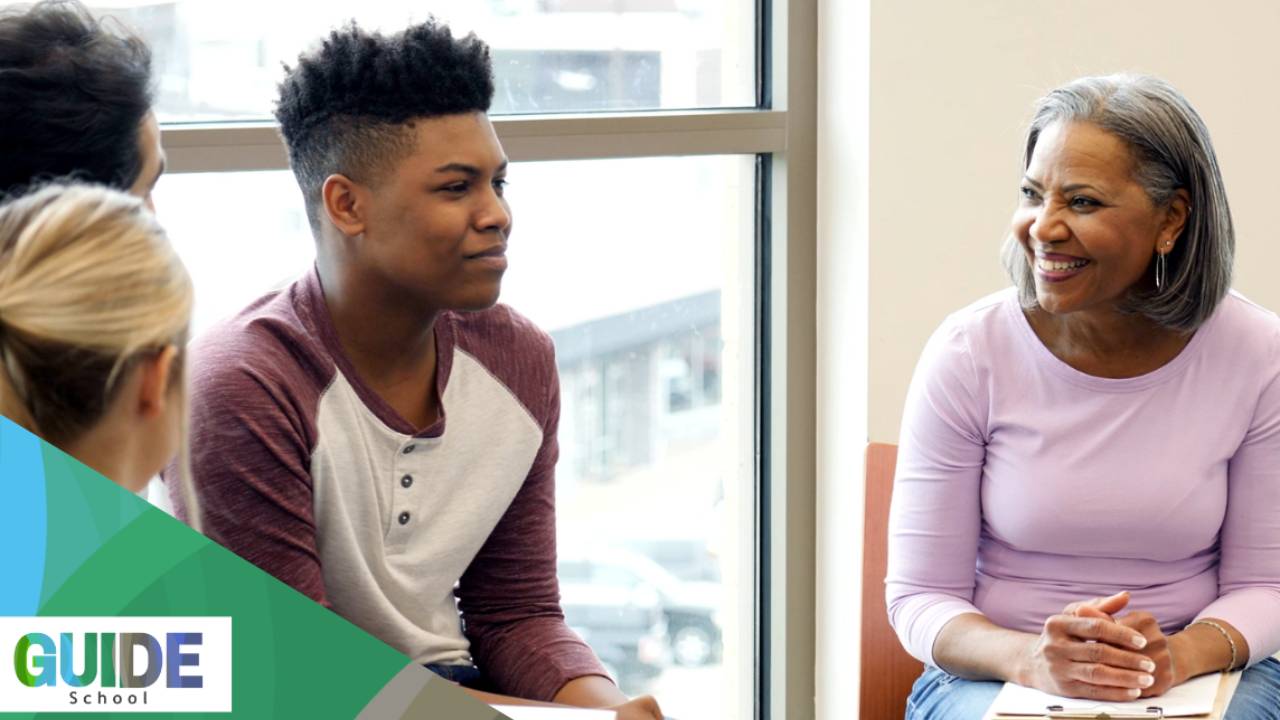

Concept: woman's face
[[1011, 121, 1185, 317]]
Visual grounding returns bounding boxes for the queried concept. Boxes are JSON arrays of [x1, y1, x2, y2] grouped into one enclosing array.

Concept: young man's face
[[358, 112, 512, 313]]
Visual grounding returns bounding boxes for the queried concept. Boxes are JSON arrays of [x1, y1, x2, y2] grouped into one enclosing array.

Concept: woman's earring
[[1155, 251, 1167, 290]]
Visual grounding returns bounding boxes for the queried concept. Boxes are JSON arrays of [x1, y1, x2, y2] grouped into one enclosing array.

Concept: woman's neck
[[1025, 304, 1191, 379], [65, 420, 142, 492]]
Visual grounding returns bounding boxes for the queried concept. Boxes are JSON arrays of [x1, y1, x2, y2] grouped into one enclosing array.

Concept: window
[[93, 1, 755, 121], [154, 156, 754, 718], [121, 0, 817, 717]]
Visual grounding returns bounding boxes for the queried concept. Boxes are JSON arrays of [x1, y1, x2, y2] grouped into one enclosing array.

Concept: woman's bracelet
[[1188, 619, 1238, 671]]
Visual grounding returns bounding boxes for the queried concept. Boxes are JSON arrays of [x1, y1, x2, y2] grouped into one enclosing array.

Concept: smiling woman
[[1014, 121, 1188, 308], [1010, 120, 1196, 379], [888, 74, 1280, 720], [1003, 74, 1234, 335]]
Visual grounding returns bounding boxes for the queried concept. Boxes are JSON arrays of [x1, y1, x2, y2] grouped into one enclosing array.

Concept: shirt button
[[402, 444, 416, 455], [401, 474, 414, 489], [398, 511, 411, 525]]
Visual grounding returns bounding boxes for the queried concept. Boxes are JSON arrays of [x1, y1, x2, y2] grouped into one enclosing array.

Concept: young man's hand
[[554, 675, 664, 718], [608, 694, 663, 720], [468, 683, 664, 718]]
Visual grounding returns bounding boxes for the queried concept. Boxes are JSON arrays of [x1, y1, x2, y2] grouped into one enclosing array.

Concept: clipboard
[[983, 671, 1241, 720], [1041, 707, 1164, 719]]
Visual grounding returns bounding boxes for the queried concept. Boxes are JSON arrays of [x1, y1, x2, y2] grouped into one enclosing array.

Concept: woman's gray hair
[[1002, 74, 1233, 332]]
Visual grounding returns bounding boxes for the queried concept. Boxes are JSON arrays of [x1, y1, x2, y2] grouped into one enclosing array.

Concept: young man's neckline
[[305, 265, 453, 438]]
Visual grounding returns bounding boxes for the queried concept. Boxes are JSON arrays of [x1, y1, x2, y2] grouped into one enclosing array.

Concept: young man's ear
[[136, 345, 179, 420], [322, 174, 369, 238]]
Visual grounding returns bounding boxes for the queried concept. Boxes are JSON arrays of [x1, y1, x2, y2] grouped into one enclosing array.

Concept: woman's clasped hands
[[1017, 591, 1180, 701]]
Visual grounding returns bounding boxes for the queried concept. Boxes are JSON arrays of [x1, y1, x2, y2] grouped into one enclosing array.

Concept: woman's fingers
[[1063, 638, 1158, 672], [1031, 603, 1171, 702], [1074, 605, 1112, 621], [1051, 614, 1148, 649], [1061, 679, 1147, 703], [1064, 591, 1130, 619], [1117, 611, 1160, 637], [1092, 591, 1131, 616], [1062, 660, 1155, 692]]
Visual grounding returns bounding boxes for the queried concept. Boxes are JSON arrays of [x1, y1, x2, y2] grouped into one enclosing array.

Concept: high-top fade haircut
[[275, 18, 495, 231], [0, 0, 153, 197]]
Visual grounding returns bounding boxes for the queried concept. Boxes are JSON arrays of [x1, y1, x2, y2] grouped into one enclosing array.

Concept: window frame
[[157, 1, 818, 717]]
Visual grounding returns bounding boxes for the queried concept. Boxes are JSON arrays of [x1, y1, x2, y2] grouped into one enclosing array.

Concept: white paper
[[490, 707, 617, 720], [989, 672, 1223, 717]]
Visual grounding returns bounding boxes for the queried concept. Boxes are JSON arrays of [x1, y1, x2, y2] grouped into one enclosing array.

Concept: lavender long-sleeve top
[[886, 288, 1280, 668]]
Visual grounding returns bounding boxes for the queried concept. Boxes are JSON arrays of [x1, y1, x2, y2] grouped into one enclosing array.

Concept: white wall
[[868, 0, 1280, 441], [817, 3, 1280, 716]]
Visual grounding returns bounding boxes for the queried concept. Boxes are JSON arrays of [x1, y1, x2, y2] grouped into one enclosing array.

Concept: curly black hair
[[275, 18, 495, 230], [0, 0, 153, 197]]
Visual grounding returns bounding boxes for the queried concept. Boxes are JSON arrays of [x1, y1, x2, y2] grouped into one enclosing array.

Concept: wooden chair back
[[860, 442, 924, 719]]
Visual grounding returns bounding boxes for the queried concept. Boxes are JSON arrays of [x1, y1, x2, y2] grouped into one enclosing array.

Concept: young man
[[0, 0, 165, 204], [176, 19, 662, 719]]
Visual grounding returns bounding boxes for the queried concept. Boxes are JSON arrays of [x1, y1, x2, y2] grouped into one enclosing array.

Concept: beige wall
[[868, 0, 1280, 441]]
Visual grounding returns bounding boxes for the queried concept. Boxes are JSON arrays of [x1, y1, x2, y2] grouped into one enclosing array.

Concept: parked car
[[619, 536, 721, 583], [558, 556, 669, 692], [559, 547, 723, 668]]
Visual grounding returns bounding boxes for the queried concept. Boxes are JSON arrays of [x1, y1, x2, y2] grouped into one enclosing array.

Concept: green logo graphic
[[0, 418, 508, 719]]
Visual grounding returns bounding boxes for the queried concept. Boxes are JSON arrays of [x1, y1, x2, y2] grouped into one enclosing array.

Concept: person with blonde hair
[[0, 183, 195, 520]]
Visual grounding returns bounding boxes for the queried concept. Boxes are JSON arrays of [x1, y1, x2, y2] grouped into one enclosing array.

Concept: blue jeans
[[906, 657, 1280, 720], [425, 662, 484, 688]]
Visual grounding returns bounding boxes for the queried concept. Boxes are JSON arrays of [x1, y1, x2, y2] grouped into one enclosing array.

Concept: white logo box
[[0, 617, 231, 713]]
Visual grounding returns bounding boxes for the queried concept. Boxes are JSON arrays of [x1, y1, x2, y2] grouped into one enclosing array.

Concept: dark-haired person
[[173, 18, 663, 720], [0, 0, 164, 205]]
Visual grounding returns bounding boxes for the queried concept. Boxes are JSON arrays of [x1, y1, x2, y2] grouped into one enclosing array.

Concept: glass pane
[[152, 155, 757, 719], [152, 173, 315, 333], [87, 1, 757, 121]]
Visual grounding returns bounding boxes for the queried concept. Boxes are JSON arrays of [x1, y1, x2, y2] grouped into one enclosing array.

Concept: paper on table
[[988, 672, 1220, 717], [490, 707, 617, 720]]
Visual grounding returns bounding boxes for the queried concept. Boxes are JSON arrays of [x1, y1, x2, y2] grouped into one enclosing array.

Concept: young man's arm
[[462, 685, 662, 720], [550, 676, 628, 706], [454, 361, 617, 703], [166, 341, 329, 605]]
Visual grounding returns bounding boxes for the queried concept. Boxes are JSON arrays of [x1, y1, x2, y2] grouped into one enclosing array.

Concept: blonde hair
[[0, 183, 199, 528]]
